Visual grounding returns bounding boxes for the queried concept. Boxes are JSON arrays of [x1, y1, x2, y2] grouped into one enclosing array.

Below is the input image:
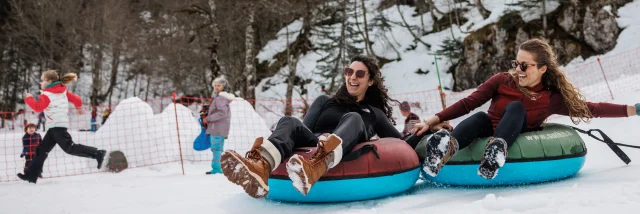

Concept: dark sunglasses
[[511, 60, 542, 71], [344, 67, 369, 78]]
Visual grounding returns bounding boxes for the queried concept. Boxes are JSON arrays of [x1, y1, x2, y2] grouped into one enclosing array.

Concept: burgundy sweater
[[436, 73, 628, 130]]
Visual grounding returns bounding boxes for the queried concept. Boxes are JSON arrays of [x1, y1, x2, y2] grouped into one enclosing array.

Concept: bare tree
[[208, 0, 222, 85], [359, 0, 375, 57], [243, 4, 257, 104]]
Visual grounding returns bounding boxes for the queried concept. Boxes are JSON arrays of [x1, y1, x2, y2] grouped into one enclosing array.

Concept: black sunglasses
[[344, 67, 369, 78], [512, 60, 542, 71]]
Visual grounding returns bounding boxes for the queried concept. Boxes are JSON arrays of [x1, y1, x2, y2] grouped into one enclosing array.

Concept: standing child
[[21, 123, 42, 177], [18, 70, 107, 183], [400, 101, 420, 137], [205, 76, 235, 174], [90, 107, 98, 132]]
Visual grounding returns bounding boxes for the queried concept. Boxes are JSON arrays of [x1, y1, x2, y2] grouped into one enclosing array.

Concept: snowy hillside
[[256, 0, 640, 99]]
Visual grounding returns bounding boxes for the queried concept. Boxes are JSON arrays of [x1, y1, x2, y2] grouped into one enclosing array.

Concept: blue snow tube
[[416, 123, 587, 186], [267, 138, 420, 203]]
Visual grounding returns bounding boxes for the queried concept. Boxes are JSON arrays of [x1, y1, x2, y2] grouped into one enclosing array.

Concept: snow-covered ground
[[0, 87, 638, 214], [1, 1, 640, 213]]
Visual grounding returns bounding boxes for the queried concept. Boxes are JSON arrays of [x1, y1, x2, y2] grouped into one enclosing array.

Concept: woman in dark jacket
[[220, 55, 429, 199]]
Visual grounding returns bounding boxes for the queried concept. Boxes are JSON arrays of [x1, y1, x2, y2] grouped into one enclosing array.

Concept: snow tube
[[417, 123, 587, 186], [267, 138, 420, 203]]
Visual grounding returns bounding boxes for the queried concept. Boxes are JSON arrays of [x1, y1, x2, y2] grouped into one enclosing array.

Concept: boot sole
[[286, 155, 311, 196], [422, 132, 456, 177], [477, 140, 507, 180], [220, 151, 269, 198]]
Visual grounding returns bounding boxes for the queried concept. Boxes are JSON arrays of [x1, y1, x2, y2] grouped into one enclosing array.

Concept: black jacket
[[302, 95, 402, 139]]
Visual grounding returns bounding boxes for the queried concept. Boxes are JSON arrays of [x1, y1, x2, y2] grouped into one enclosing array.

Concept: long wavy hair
[[334, 55, 399, 125], [509, 39, 593, 125]]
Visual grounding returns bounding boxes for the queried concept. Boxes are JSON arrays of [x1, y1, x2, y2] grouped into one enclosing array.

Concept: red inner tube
[[270, 138, 419, 181]]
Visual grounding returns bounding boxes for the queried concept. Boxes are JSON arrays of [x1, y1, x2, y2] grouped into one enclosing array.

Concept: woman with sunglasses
[[220, 55, 424, 199], [412, 38, 640, 180]]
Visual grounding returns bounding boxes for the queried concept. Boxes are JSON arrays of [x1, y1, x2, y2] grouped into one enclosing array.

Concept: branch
[[396, 4, 432, 49]]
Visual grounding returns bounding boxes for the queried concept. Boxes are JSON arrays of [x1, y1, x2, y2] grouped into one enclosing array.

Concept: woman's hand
[[430, 121, 453, 132], [411, 116, 441, 136]]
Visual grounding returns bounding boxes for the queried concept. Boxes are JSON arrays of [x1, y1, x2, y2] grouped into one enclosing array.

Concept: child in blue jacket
[[21, 123, 42, 177]]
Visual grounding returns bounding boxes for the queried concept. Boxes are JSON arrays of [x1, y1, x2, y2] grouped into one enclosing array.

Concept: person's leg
[[220, 116, 318, 198], [24, 158, 31, 174], [19, 129, 56, 183], [55, 128, 106, 169], [286, 112, 367, 196], [208, 136, 225, 174], [423, 112, 494, 177], [479, 101, 528, 180]]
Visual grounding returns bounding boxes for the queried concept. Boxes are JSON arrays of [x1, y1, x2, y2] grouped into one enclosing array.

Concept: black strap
[[571, 126, 632, 164], [341, 144, 380, 162]]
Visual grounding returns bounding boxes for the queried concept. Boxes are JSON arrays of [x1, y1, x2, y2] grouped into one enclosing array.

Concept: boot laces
[[308, 142, 329, 170], [245, 144, 263, 161]]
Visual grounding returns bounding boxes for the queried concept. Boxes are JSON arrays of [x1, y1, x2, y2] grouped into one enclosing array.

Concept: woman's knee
[[469, 111, 491, 121], [278, 116, 301, 126], [505, 101, 525, 113], [341, 112, 363, 122]]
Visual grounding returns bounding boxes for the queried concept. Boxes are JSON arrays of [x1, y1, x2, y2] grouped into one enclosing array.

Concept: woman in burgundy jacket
[[412, 39, 640, 180]]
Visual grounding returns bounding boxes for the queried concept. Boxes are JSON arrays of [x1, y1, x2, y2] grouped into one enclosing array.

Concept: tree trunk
[[352, 0, 369, 55], [105, 46, 119, 103], [476, 0, 491, 19], [145, 75, 151, 101], [327, 0, 348, 94], [208, 0, 221, 83], [417, 0, 426, 35], [449, 0, 460, 27], [542, 0, 547, 37], [243, 4, 256, 104], [90, 48, 103, 106], [360, 0, 374, 56]]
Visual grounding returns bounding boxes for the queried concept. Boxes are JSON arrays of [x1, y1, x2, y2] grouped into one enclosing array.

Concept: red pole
[[597, 58, 615, 100], [172, 92, 185, 175]]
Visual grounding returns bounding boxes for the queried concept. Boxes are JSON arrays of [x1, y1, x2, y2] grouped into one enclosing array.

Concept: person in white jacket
[[18, 70, 106, 184]]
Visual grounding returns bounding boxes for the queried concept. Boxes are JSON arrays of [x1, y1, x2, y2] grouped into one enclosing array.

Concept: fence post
[[434, 55, 447, 110], [597, 58, 615, 100], [172, 92, 185, 176]]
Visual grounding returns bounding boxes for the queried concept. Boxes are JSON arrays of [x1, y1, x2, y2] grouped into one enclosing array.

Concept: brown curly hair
[[334, 55, 400, 125], [509, 39, 593, 125]]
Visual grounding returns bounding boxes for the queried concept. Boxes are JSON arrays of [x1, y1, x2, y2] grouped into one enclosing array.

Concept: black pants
[[24, 128, 99, 179], [452, 101, 529, 149], [268, 113, 369, 162]]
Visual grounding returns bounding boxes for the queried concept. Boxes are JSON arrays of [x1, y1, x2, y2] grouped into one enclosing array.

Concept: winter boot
[[220, 137, 281, 198], [95, 150, 107, 169], [478, 137, 508, 180], [286, 134, 343, 196], [17, 173, 37, 184], [422, 129, 459, 177]]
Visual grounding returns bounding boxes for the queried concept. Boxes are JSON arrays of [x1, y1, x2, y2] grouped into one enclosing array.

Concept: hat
[[400, 101, 410, 111]]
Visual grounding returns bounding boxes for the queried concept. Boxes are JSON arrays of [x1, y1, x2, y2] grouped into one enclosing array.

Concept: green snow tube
[[416, 123, 587, 186]]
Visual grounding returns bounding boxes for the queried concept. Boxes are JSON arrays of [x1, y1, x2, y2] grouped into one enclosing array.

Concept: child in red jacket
[[18, 70, 106, 184]]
